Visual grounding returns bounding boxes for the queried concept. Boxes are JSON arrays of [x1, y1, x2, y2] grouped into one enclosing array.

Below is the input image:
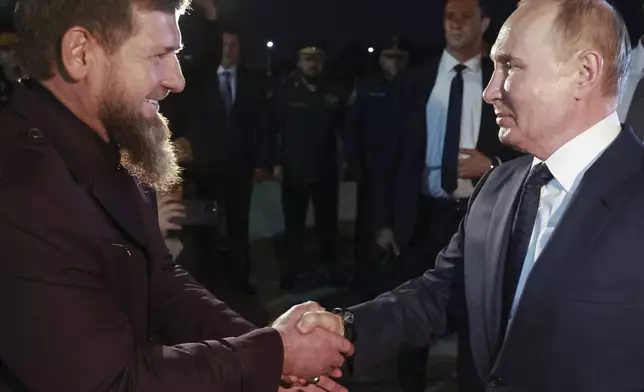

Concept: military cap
[[379, 35, 411, 57], [296, 42, 327, 57]]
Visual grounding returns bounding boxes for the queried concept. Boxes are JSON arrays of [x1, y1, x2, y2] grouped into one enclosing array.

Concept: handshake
[[272, 302, 353, 392]]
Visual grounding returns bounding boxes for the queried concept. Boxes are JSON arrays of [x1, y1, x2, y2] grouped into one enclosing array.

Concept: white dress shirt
[[424, 50, 483, 199], [509, 112, 622, 323], [617, 39, 644, 121], [217, 64, 237, 103]]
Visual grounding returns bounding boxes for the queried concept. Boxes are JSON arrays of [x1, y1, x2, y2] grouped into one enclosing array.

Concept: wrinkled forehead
[[491, 3, 558, 62]]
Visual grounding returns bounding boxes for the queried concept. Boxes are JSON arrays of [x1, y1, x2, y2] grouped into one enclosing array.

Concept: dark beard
[[98, 84, 181, 193]]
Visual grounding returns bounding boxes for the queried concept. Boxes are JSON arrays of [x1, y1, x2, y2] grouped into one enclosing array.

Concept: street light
[[368, 47, 374, 53], [266, 41, 274, 76]]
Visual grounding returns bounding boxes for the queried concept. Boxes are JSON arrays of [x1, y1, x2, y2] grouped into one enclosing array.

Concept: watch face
[[343, 311, 354, 324]]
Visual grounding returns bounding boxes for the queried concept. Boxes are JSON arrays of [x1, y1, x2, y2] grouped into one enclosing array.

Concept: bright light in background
[[367, 47, 374, 53], [266, 41, 274, 48]]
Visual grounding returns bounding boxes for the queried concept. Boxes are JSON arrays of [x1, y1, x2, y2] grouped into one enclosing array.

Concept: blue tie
[[500, 162, 554, 338], [441, 64, 467, 194], [221, 70, 233, 115]]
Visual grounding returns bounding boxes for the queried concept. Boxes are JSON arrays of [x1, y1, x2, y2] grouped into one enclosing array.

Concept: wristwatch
[[332, 308, 356, 343]]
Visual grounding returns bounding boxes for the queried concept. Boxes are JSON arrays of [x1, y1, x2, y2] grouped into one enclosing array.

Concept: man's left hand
[[458, 148, 492, 180]]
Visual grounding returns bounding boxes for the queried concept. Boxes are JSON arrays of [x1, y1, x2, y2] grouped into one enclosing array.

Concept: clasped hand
[[272, 302, 350, 391]]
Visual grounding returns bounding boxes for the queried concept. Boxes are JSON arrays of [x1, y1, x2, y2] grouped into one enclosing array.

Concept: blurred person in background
[[373, 0, 521, 391], [616, 0, 643, 135], [344, 36, 411, 300], [172, 24, 271, 296], [274, 44, 347, 290], [0, 21, 18, 108]]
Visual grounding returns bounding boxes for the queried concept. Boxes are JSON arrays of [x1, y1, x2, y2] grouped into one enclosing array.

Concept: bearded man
[[0, 0, 353, 391]]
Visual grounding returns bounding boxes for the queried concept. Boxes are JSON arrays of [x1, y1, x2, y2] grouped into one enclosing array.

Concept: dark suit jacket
[[374, 55, 521, 246], [0, 82, 283, 392], [351, 126, 644, 392], [179, 67, 270, 195]]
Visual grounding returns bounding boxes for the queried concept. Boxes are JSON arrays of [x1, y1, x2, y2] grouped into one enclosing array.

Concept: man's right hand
[[156, 193, 186, 238], [376, 227, 400, 256], [272, 302, 354, 380]]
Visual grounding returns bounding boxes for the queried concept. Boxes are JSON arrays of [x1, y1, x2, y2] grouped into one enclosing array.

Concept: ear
[[575, 50, 602, 100], [58, 27, 99, 82], [481, 17, 491, 35]]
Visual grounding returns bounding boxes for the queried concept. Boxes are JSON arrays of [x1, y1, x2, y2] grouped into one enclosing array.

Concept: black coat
[[275, 71, 346, 185], [344, 74, 398, 182], [179, 67, 271, 186], [0, 81, 283, 392]]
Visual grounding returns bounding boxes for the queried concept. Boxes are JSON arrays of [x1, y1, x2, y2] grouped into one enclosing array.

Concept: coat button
[[28, 128, 43, 139], [489, 376, 504, 388]]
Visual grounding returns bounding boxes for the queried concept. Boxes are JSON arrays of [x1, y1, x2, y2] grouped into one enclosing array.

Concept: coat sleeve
[[0, 183, 283, 392], [349, 167, 496, 372]]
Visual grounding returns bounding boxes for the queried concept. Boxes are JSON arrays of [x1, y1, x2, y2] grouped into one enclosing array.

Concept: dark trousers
[[354, 174, 392, 299], [281, 173, 339, 280], [398, 195, 468, 392], [192, 170, 253, 287]]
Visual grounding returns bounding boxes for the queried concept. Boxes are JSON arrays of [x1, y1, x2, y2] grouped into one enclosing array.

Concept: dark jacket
[[351, 127, 644, 392], [344, 73, 398, 182], [275, 71, 346, 185], [181, 67, 271, 179], [0, 82, 283, 392]]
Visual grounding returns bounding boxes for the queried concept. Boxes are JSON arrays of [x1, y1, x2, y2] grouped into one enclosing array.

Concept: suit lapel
[[421, 56, 441, 106], [496, 127, 644, 362], [483, 160, 531, 358]]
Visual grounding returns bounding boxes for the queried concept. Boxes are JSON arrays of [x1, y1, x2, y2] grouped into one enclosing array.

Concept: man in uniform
[[274, 44, 346, 290], [344, 36, 412, 299]]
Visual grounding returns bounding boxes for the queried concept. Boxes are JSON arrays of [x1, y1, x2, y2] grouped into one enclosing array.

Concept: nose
[[162, 55, 186, 94], [483, 67, 502, 105]]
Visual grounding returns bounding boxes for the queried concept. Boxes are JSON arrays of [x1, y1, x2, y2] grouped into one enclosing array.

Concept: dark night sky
[[1, 0, 642, 66], [209, 0, 643, 66]]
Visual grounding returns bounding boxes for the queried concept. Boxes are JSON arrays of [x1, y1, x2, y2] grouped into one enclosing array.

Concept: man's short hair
[[15, 0, 192, 80], [518, 0, 631, 99], [221, 26, 241, 38]]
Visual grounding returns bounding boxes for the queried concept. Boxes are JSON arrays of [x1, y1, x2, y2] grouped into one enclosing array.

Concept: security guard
[[345, 36, 411, 299], [273, 43, 346, 290]]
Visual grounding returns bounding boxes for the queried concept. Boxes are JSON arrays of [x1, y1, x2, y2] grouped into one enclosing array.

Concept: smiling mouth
[[144, 99, 159, 109]]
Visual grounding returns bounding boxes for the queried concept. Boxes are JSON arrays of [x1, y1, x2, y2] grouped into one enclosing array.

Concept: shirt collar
[[440, 49, 481, 74], [533, 112, 621, 193], [218, 64, 237, 75]]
